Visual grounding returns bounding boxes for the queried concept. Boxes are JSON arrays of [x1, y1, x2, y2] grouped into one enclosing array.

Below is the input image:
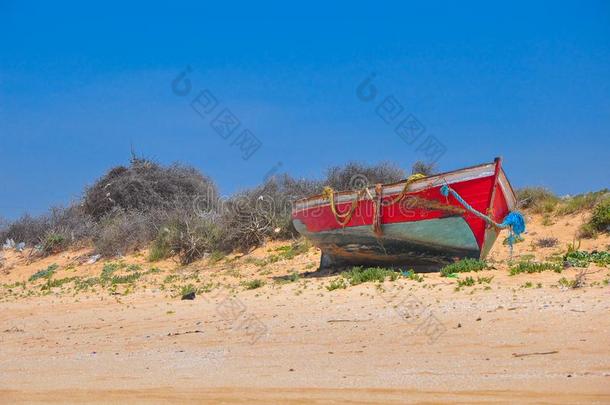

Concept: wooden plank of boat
[[291, 158, 517, 270]]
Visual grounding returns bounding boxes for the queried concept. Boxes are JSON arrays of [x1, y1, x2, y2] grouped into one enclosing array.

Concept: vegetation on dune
[[456, 276, 475, 288], [0, 150, 605, 275], [516, 187, 558, 213], [402, 269, 424, 282], [516, 187, 609, 236], [324, 266, 402, 291], [326, 278, 347, 291], [440, 258, 488, 277], [180, 284, 197, 299], [324, 161, 405, 191], [341, 266, 399, 285], [558, 270, 587, 289], [454, 275, 493, 290], [535, 237, 559, 248], [578, 196, 610, 238], [509, 261, 562, 275], [28, 264, 59, 282], [515, 186, 609, 240], [556, 189, 609, 215], [83, 156, 219, 220], [243, 279, 265, 290], [564, 250, 610, 267], [410, 160, 437, 176]]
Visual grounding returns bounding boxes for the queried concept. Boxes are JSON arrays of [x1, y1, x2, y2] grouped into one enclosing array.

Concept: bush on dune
[[22, 157, 610, 268], [93, 209, 156, 257], [1, 213, 52, 246], [220, 174, 322, 253], [0, 205, 96, 255], [83, 156, 219, 220], [516, 187, 558, 213], [151, 206, 227, 265], [324, 161, 406, 191], [410, 160, 437, 176], [578, 195, 610, 238], [556, 189, 609, 216]]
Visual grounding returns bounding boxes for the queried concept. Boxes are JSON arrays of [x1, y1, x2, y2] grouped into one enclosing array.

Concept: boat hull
[[291, 158, 516, 269]]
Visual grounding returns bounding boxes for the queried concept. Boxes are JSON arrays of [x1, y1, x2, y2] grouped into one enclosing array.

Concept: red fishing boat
[[292, 158, 523, 269]]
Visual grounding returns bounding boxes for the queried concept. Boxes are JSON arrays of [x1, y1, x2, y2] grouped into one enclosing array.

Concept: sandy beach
[[1, 211, 609, 404]]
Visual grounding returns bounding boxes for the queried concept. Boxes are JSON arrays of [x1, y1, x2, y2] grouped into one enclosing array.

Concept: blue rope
[[440, 184, 526, 251]]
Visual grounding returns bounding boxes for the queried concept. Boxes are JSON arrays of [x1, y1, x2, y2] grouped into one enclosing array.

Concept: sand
[[1, 212, 609, 404]]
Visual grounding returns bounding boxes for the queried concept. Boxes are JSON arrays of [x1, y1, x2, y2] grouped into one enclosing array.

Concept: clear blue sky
[[1, 1, 609, 219]]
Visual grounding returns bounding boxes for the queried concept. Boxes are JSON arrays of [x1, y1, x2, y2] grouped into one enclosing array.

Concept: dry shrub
[[535, 237, 559, 248], [556, 189, 609, 215], [516, 187, 558, 213], [324, 161, 405, 192], [220, 174, 322, 252], [0, 214, 49, 246], [83, 157, 221, 257], [149, 201, 228, 264], [2, 158, 427, 261], [44, 205, 97, 247], [411, 160, 437, 176], [83, 157, 218, 220], [93, 209, 155, 257], [0, 205, 96, 255], [578, 195, 610, 238]]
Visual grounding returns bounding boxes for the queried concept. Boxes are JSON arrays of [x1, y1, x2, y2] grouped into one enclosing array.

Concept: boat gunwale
[[293, 160, 517, 212]]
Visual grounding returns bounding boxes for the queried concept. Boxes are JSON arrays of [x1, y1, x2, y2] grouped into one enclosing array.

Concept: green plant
[[556, 190, 609, 215], [100, 262, 121, 281], [74, 277, 100, 290], [577, 223, 598, 239], [208, 250, 226, 264], [516, 187, 558, 213], [456, 276, 475, 288], [180, 284, 197, 298], [541, 214, 554, 226], [287, 271, 300, 282], [564, 250, 610, 267], [110, 272, 142, 285], [326, 278, 347, 291], [127, 264, 141, 272], [41, 233, 67, 255], [244, 279, 264, 290], [272, 241, 311, 260], [403, 269, 423, 282], [476, 276, 494, 284], [523, 281, 533, 288], [43, 276, 78, 290], [558, 277, 577, 289], [29, 264, 59, 282], [440, 258, 487, 277], [342, 266, 398, 285], [588, 197, 610, 232], [509, 261, 562, 275], [149, 231, 172, 261], [566, 239, 581, 254]]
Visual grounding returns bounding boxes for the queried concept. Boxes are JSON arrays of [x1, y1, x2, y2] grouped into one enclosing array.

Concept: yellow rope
[[322, 186, 366, 226], [322, 173, 427, 227], [383, 173, 427, 206]]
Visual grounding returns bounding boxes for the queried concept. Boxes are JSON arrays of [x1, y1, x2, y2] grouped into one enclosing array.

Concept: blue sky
[[1, 1, 609, 219]]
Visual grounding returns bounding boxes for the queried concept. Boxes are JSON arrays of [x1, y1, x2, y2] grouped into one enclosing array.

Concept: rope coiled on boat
[[322, 174, 426, 229]]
